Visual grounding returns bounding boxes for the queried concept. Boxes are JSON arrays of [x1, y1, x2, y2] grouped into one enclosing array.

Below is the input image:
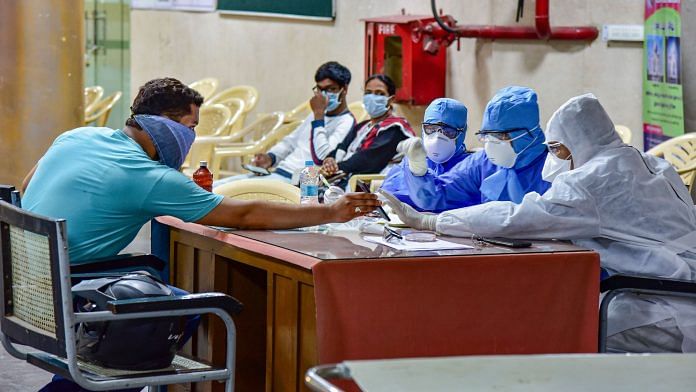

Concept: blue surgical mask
[[323, 90, 342, 113], [363, 94, 390, 118], [134, 114, 195, 170]]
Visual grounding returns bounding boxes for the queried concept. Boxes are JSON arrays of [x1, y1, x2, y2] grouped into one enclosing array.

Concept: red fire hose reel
[[364, 0, 598, 104]]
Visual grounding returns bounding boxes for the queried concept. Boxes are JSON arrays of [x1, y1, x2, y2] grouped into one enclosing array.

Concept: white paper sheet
[[363, 235, 472, 251]]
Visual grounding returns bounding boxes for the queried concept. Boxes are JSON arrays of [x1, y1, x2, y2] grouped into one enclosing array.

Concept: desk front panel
[[167, 226, 318, 392], [157, 217, 599, 392]]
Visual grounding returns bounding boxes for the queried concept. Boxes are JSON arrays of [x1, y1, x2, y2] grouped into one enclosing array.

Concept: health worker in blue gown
[[380, 86, 550, 212]]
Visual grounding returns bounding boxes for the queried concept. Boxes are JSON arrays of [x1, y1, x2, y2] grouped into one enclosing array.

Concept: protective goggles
[[313, 85, 342, 94], [422, 123, 464, 139], [476, 128, 529, 143]]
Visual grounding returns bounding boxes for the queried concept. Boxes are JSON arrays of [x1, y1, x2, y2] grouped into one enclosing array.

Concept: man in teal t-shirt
[[23, 126, 223, 263], [24, 78, 380, 392], [23, 78, 380, 266]]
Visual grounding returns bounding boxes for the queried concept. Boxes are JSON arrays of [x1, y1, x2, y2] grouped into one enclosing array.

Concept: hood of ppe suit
[[545, 93, 623, 168], [423, 98, 468, 130], [480, 86, 540, 132]]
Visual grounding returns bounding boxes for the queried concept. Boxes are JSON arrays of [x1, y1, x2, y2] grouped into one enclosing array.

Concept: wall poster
[[643, 0, 684, 150]]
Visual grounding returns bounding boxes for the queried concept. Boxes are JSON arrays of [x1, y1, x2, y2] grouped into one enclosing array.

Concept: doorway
[[84, 0, 130, 129]]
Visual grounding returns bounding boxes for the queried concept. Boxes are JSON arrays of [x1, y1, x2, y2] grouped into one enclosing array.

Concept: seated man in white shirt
[[215, 61, 355, 186]]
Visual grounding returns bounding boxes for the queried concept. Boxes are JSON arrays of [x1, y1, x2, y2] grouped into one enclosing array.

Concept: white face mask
[[485, 139, 517, 168], [541, 153, 572, 182], [483, 131, 535, 169], [423, 132, 457, 164]]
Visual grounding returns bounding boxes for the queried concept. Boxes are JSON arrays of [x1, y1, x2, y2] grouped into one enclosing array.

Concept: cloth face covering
[[541, 152, 572, 182], [363, 94, 390, 118], [134, 114, 195, 170]]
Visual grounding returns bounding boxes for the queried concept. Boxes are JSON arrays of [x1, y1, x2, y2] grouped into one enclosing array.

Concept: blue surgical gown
[[381, 149, 551, 213]]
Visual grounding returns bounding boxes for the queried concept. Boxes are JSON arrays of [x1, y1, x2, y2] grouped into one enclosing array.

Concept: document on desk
[[363, 236, 473, 251]]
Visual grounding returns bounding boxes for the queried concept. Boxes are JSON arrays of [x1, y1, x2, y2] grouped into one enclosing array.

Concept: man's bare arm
[[196, 192, 381, 229]]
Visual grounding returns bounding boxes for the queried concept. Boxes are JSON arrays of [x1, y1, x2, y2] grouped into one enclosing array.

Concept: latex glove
[[397, 138, 427, 176], [378, 190, 437, 231]]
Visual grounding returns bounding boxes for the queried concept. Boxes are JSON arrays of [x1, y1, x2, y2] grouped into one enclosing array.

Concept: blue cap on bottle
[[305, 160, 314, 166]]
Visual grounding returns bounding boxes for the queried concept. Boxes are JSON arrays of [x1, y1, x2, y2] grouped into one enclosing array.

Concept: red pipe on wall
[[429, 0, 598, 41]]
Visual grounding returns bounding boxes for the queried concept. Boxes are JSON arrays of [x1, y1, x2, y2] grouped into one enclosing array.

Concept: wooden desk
[[154, 217, 600, 392]]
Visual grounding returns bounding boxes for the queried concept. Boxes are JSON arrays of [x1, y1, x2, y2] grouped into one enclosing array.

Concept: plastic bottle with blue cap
[[299, 160, 320, 205]]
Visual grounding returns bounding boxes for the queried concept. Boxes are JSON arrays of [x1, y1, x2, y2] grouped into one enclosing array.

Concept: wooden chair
[[85, 91, 122, 127], [214, 179, 300, 204], [0, 201, 242, 391], [188, 77, 219, 102]]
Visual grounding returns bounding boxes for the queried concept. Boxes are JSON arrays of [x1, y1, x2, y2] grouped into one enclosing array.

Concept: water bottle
[[192, 161, 213, 192], [299, 161, 320, 205]]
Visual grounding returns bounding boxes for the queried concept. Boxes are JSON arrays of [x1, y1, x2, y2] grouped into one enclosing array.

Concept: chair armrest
[[214, 144, 262, 157], [676, 161, 696, 176], [70, 254, 166, 274], [600, 274, 696, 294], [107, 292, 243, 317], [194, 135, 237, 145]]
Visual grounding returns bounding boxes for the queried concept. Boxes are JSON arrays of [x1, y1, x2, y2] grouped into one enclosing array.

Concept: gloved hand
[[397, 138, 427, 176], [379, 190, 437, 231]]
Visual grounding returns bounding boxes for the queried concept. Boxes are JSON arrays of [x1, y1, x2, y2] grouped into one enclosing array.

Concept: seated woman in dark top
[[320, 74, 414, 188]]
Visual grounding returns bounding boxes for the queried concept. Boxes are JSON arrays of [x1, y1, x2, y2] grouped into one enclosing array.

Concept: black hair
[[125, 77, 204, 128], [314, 61, 351, 87], [365, 74, 396, 96]]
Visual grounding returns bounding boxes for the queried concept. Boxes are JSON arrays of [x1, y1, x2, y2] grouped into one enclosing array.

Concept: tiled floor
[[0, 343, 53, 391]]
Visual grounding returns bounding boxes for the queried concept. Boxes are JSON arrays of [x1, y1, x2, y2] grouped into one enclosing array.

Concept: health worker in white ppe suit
[[382, 93, 696, 352]]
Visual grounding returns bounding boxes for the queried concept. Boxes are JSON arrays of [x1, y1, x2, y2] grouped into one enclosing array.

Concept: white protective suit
[[436, 94, 696, 351]]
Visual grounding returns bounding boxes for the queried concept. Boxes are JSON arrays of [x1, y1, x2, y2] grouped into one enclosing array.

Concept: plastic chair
[[84, 86, 104, 113], [348, 101, 368, 122], [183, 104, 232, 172], [207, 85, 259, 129], [348, 174, 386, 192], [193, 112, 285, 179], [646, 133, 696, 190], [0, 200, 243, 391], [614, 125, 632, 144], [188, 77, 219, 102], [197, 104, 232, 137], [214, 179, 300, 204], [209, 121, 301, 179], [598, 274, 696, 352], [285, 100, 311, 123], [212, 97, 246, 133], [85, 91, 122, 127]]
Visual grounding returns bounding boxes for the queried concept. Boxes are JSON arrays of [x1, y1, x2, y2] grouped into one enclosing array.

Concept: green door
[[84, 0, 130, 130]]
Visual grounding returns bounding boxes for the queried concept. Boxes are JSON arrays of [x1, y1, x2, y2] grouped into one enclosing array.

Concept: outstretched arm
[[196, 192, 381, 229]]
